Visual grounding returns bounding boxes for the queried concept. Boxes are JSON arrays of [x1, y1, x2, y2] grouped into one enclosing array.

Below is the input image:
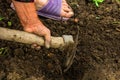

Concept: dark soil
[[0, 0, 120, 80]]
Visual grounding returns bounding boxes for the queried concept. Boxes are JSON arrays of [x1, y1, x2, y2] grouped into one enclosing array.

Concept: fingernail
[[45, 44, 50, 49], [36, 46, 41, 50], [31, 43, 37, 49]]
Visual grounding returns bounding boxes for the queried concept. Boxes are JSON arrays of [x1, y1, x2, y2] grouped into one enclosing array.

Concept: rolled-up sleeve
[[15, 0, 34, 2]]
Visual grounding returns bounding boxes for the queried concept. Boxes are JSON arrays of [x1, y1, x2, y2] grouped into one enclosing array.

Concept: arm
[[12, 0, 51, 48], [12, 0, 38, 28]]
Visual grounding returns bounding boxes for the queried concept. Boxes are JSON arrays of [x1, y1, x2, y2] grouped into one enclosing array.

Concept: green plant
[[0, 16, 4, 21], [92, 0, 104, 7], [8, 21, 12, 26], [0, 47, 8, 55]]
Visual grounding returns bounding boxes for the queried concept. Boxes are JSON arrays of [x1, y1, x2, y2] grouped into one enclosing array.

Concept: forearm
[[12, 0, 39, 26], [12, 0, 51, 48]]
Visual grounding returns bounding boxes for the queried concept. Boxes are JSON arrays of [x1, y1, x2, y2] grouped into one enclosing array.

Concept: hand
[[23, 19, 51, 49], [12, 0, 51, 49]]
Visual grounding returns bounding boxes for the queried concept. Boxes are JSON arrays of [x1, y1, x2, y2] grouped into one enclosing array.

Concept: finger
[[44, 31, 51, 48], [31, 43, 41, 50], [31, 43, 37, 49], [35, 46, 41, 50]]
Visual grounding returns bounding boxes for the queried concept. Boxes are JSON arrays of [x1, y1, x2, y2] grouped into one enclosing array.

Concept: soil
[[0, 0, 120, 80]]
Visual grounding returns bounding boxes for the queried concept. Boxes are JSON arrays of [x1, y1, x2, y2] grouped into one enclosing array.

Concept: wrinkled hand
[[23, 20, 51, 49], [12, 0, 51, 49]]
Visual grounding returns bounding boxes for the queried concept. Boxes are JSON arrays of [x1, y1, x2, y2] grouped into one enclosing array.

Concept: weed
[[92, 0, 104, 7], [7, 21, 12, 26], [0, 47, 8, 55], [0, 16, 4, 21]]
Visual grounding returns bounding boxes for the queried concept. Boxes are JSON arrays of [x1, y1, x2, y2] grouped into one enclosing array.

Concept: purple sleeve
[[15, 0, 34, 2]]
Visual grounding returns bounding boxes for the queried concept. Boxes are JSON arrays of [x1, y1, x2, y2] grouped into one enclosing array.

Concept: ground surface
[[0, 0, 120, 80]]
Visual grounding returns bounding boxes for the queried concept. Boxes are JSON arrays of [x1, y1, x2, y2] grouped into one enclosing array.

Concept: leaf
[[8, 21, 12, 26], [92, 0, 104, 7], [0, 17, 4, 21], [0, 47, 8, 55]]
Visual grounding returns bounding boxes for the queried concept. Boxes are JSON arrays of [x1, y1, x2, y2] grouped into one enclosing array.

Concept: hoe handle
[[0, 27, 65, 49]]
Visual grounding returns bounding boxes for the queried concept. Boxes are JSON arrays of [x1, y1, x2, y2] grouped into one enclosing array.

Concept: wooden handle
[[0, 27, 65, 49]]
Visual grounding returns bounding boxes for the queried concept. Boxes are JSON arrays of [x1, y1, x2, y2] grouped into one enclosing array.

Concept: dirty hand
[[23, 20, 51, 49]]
